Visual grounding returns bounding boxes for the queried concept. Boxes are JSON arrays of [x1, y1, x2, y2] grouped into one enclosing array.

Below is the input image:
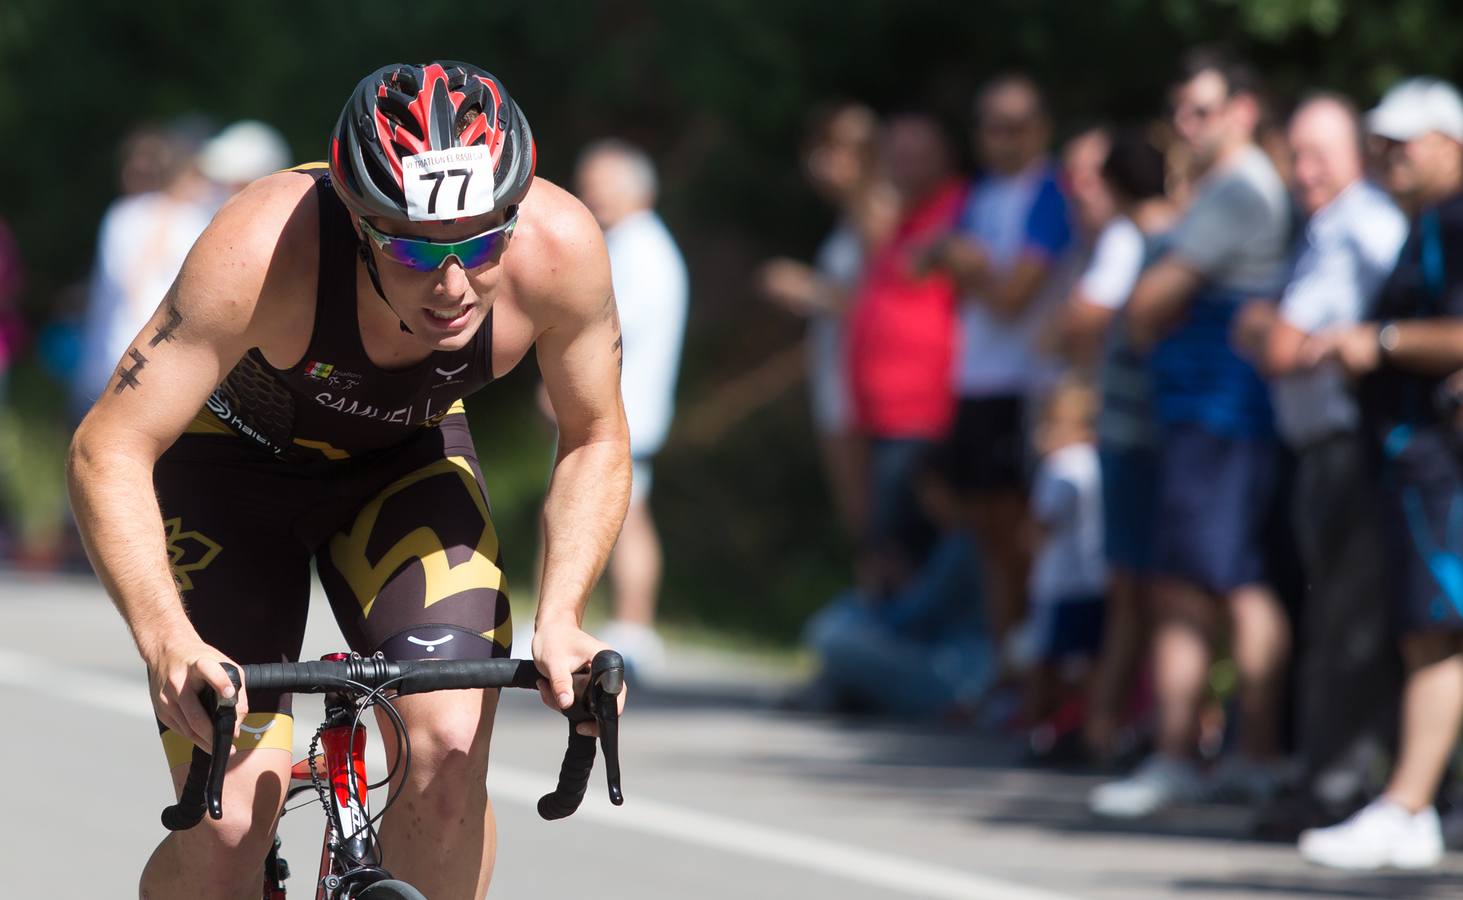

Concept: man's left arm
[[529, 207, 633, 724], [1305, 318, 1463, 378]]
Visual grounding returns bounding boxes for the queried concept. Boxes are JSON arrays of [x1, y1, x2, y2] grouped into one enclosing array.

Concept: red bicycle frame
[[269, 653, 381, 899]]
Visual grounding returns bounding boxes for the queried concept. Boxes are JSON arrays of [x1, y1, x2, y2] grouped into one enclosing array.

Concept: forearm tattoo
[[113, 349, 148, 393]]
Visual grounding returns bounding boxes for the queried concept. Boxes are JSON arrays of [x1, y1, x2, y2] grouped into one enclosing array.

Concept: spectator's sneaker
[[1208, 755, 1287, 804], [1089, 755, 1206, 819], [1299, 799, 1444, 870]]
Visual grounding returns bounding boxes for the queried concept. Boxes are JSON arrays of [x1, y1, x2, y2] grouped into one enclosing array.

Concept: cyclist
[[67, 60, 630, 898]]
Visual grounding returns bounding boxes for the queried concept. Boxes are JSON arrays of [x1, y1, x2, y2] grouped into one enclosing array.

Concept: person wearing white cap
[[1297, 76, 1463, 871]]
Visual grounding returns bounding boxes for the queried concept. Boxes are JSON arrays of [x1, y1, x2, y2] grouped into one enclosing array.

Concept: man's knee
[[397, 690, 499, 777], [144, 762, 284, 896]]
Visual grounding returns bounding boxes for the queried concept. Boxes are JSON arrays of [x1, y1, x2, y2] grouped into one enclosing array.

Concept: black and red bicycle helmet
[[329, 61, 536, 222]]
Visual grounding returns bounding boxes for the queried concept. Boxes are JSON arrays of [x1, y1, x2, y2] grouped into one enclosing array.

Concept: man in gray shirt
[[1232, 94, 1408, 832], [1093, 48, 1292, 819]]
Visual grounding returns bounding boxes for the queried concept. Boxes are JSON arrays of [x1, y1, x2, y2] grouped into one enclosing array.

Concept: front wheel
[[356, 880, 428, 900]]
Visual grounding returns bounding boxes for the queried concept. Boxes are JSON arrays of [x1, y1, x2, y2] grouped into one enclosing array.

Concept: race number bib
[[402, 147, 496, 221]]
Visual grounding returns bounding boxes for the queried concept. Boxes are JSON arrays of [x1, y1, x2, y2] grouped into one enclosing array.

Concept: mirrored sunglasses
[[360, 208, 518, 272]]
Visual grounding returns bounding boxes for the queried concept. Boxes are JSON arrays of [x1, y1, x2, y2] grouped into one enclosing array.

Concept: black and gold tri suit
[[155, 166, 511, 767]]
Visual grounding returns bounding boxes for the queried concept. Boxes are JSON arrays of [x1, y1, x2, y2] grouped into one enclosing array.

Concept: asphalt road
[[2, 571, 1461, 899]]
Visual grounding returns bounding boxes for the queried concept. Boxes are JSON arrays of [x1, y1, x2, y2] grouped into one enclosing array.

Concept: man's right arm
[[66, 173, 310, 751]]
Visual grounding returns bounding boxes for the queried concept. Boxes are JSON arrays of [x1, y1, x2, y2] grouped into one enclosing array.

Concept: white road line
[[0, 649, 1082, 900]]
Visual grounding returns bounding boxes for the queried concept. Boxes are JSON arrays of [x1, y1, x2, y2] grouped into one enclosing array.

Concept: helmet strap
[[357, 239, 414, 334]]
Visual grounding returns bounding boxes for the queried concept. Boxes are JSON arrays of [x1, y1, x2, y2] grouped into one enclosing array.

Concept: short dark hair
[[1177, 46, 1263, 100], [1101, 127, 1167, 203]]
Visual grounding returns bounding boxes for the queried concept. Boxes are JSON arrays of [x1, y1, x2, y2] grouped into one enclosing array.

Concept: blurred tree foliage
[[0, 0, 1457, 640]]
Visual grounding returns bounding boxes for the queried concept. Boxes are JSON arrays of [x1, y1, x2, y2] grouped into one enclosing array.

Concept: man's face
[[976, 83, 1048, 176], [1288, 106, 1360, 215], [1171, 70, 1233, 170], [575, 154, 640, 230], [1378, 130, 1461, 205], [363, 209, 513, 351]]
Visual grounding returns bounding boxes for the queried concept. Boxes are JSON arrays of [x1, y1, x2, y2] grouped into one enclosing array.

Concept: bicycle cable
[[299, 676, 409, 869], [344, 675, 413, 869]]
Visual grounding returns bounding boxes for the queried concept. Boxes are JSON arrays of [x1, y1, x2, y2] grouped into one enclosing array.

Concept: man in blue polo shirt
[[1091, 48, 1292, 819], [920, 73, 1073, 645]]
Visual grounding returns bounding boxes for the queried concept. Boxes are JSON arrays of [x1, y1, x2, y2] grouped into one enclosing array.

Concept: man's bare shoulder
[[508, 177, 612, 321], [178, 170, 321, 333]]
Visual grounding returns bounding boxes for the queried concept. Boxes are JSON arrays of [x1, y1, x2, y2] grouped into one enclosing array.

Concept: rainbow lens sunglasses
[[359, 207, 518, 272]]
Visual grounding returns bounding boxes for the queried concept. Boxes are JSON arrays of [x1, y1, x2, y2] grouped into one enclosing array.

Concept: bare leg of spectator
[[1086, 569, 1148, 757], [1228, 582, 1290, 760], [1384, 633, 1463, 813], [1152, 577, 1218, 758], [969, 491, 1032, 641], [611, 497, 662, 628]]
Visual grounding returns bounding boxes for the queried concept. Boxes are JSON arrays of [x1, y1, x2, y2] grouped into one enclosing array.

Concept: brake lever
[[589, 650, 624, 806], [160, 663, 242, 830], [206, 664, 242, 820]]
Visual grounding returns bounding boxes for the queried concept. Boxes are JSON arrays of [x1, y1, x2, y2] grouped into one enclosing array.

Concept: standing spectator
[[921, 74, 1073, 641], [574, 139, 689, 675], [1092, 49, 1293, 819], [1298, 78, 1463, 871], [845, 113, 965, 593], [72, 118, 289, 421], [73, 119, 221, 419], [1054, 129, 1181, 761], [1006, 377, 1107, 745], [1229, 94, 1408, 831], [758, 102, 895, 539]]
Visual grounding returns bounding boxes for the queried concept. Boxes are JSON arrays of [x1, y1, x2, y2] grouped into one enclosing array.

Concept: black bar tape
[[160, 745, 211, 831], [537, 728, 597, 821], [394, 659, 541, 694], [240, 659, 539, 694], [239, 661, 359, 694]]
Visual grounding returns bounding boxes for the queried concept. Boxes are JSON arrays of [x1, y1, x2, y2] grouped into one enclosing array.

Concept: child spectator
[[1007, 378, 1107, 749]]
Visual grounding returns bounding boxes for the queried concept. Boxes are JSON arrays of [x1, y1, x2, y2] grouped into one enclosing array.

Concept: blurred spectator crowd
[[0, 116, 289, 563], [762, 48, 1463, 872], [6, 46, 1463, 877]]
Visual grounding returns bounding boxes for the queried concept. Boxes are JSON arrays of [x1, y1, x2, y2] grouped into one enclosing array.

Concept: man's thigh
[[154, 440, 315, 768], [315, 452, 513, 662]]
